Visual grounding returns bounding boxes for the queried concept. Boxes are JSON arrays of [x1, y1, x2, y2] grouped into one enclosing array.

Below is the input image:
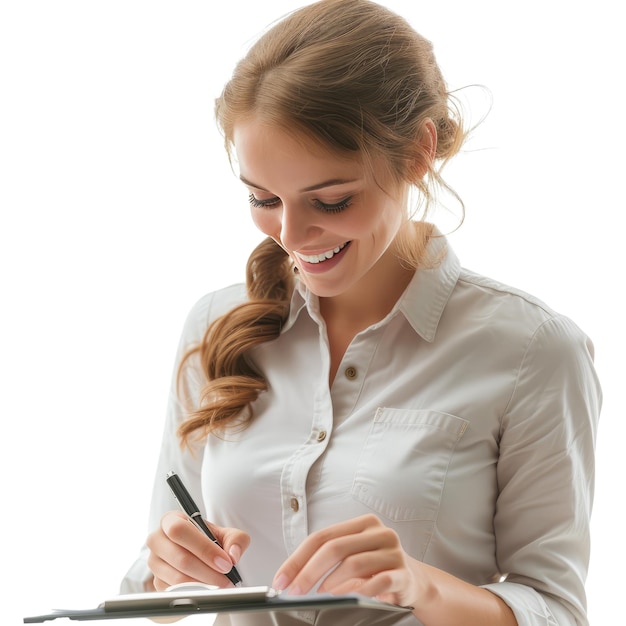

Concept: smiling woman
[[118, 2, 600, 626], [3, 1, 620, 626]]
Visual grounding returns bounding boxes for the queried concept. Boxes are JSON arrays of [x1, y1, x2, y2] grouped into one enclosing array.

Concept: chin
[[302, 280, 352, 299]]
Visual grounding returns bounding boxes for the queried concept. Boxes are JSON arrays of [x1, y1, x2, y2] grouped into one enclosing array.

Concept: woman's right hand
[[146, 510, 250, 591]]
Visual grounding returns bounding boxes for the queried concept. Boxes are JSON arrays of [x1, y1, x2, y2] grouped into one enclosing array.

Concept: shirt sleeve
[[482, 314, 601, 626], [119, 291, 219, 594]]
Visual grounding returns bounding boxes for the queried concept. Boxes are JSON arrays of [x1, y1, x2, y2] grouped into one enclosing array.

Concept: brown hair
[[178, 0, 466, 443]]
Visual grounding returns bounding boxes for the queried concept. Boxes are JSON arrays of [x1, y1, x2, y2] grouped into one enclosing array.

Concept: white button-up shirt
[[122, 234, 601, 626]]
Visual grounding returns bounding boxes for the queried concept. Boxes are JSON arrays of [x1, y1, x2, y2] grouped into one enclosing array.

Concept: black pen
[[166, 471, 243, 587]]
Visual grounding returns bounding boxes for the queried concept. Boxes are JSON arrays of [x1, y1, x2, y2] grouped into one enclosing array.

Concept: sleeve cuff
[[119, 546, 152, 594], [482, 581, 584, 626]]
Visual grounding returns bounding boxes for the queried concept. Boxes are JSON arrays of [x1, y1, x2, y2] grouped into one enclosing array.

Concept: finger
[[206, 521, 251, 564], [273, 515, 385, 593], [147, 512, 236, 585], [294, 530, 392, 594], [162, 512, 247, 569], [161, 513, 236, 576], [317, 546, 400, 593], [148, 524, 225, 584], [148, 552, 197, 591], [358, 569, 405, 603], [280, 515, 378, 572], [321, 576, 368, 596]]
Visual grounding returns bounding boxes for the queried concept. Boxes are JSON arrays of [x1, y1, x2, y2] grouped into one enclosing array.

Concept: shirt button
[[345, 366, 357, 380], [317, 430, 327, 442], [290, 497, 299, 512]]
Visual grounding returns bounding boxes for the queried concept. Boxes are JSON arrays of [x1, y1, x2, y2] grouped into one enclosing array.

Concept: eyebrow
[[239, 175, 358, 193]]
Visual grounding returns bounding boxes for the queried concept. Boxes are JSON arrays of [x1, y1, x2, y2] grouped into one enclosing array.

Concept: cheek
[[345, 201, 400, 240], [377, 198, 405, 232], [251, 209, 280, 237]]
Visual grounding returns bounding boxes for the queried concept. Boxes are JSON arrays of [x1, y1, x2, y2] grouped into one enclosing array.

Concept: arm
[[272, 513, 516, 626], [121, 288, 249, 593], [483, 314, 601, 625], [120, 307, 209, 593]]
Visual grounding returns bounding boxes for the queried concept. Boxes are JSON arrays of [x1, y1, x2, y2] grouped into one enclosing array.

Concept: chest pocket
[[351, 408, 468, 522]]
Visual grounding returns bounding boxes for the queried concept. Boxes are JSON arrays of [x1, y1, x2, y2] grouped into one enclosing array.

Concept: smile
[[296, 242, 350, 264]]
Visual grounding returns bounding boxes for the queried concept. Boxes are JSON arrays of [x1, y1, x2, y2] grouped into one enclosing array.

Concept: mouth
[[296, 242, 350, 264]]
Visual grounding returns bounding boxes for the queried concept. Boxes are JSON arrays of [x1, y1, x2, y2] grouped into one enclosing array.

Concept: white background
[[1, 1, 623, 625]]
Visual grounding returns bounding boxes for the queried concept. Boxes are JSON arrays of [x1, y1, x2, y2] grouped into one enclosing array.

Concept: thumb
[[210, 523, 250, 564]]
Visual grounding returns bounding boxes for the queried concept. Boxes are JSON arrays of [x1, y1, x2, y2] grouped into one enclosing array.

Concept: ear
[[410, 118, 437, 179]]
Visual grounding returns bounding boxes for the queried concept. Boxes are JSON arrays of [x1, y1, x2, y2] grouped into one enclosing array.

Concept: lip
[[296, 242, 349, 264], [295, 241, 351, 274]]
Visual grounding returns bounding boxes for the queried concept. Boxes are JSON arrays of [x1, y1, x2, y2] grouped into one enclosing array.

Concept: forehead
[[233, 119, 365, 189]]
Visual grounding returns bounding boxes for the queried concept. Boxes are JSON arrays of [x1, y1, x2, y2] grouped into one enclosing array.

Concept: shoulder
[[457, 268, 556, 322], [452, 269, 600, 432], [454, 267, 579, 338], [457, 266, 597, 377], [448, 267, 595, 364], [178, 283, 248, 347]]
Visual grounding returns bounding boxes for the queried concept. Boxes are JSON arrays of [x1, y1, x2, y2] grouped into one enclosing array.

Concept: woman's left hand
[[272, 513, 424, 608]]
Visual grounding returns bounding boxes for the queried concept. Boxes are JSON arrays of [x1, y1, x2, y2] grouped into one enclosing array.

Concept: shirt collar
[[281, 279, 311, 333], [396, 232, 460, 342], [281, 230, 460, 342]]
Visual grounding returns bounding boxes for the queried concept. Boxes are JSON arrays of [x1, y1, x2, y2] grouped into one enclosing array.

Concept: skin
[[146, 510, 250, 589], [235, 118, 419, 381], [146, 119, 517, 626], [235, 119, 410, 304]]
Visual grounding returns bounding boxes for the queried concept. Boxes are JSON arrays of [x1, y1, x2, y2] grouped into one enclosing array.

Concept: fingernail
[[214, 557, 233, 573], [272, 573, 289, 591], [228, 545, 242, 563]]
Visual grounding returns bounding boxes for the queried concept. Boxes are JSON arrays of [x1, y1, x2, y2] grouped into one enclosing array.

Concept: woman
[[122, 1, 601, 624]]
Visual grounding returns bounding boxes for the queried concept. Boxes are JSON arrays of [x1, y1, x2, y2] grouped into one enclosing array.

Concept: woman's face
[[233, 119, 408, 301]]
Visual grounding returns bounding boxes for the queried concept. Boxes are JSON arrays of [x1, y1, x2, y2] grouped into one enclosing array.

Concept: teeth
[[298, 242, 348, 264]]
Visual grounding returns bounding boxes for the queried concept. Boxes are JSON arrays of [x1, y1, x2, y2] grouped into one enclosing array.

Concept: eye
[[313, 197, 353, 213], [248, 193, 281, 208]]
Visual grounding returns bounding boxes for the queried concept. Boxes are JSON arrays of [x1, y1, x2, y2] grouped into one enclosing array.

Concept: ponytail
[[177, 238, 294, 443]]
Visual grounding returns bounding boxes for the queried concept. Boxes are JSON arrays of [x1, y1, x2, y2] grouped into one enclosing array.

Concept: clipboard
[[23, 585, 412, 622]]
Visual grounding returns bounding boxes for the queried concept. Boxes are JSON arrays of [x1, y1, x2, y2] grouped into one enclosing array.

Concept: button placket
[[331, 325, 386, 420]]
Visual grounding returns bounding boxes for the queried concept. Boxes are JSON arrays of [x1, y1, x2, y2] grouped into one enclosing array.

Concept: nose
[[278, 202, 322, 252]]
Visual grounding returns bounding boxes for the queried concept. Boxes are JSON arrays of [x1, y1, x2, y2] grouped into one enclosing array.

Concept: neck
[[319, 247, 415, 330]]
